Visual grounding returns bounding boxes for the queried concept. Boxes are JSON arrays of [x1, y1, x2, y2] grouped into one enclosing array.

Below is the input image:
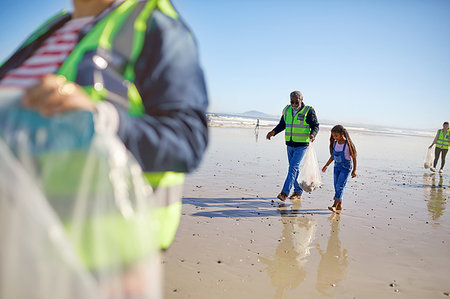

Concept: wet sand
[[163, 127, 450, 298]]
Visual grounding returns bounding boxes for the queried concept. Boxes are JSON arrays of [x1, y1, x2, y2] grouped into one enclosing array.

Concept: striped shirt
[[0, 16, 93, 89]]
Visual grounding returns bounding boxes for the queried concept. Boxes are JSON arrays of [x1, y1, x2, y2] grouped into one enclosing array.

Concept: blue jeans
[[281, 146, 307, 195], [333, 162, 352, 202]]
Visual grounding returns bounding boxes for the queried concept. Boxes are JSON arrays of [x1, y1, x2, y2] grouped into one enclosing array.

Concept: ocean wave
[[207, 113, 435, 137]]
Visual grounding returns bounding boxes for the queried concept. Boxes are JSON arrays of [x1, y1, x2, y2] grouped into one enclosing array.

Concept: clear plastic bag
[[0, 89, 161, 299], [424, 146, 435, 169], [299, 145, 322, 192]]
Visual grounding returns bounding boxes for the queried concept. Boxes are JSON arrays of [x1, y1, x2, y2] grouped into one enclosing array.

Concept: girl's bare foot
[[328, 206, 336, 213]]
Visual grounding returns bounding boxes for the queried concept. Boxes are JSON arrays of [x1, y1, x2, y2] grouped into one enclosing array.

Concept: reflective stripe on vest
[[58, 0, 147, 116], [145, 171, 184, 249], [20, 0, 185, 256], [436, 129, 450, 149], [283, 105, 311, 142]]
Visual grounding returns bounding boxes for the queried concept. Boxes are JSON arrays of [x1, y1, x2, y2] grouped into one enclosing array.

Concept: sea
[[206, 112, 435, 138]]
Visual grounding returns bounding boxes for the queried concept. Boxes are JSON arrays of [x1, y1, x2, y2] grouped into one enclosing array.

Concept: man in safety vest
[[429, 121, 449, 174], [0, 0, 208, 250], [266, 90, 319, 201]]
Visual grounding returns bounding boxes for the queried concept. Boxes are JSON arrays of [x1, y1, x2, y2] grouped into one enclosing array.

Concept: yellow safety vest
[[283, 105, 311, 143], [436, 129, 449, 149]]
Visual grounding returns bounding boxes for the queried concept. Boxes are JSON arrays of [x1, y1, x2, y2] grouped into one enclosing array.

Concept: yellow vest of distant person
[[283, 105, 311, 143], [437, 129, 449, 149]]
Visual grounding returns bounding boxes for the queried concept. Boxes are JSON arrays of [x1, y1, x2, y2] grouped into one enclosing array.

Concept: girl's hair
[[329, 125, 357, 157]]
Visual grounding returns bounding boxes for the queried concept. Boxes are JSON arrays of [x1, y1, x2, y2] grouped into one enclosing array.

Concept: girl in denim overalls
[[322, 125, 357, 213]]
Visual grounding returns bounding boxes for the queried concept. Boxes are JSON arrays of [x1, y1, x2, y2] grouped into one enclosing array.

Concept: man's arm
[[429, 130, 439, 148], [273, 115, 286, 135], [305, 107, 319, 137], [266, 115, 285, 140], [112, 11, 208, 173]]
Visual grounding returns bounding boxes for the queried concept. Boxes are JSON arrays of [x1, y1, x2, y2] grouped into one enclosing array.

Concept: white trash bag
[[0, 88, 161, 299], [424, 145, 435, 169], [299, 145, 322, 192]]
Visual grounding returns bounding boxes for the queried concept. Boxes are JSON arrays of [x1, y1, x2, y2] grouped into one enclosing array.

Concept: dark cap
[[290, 90, 303, 98]]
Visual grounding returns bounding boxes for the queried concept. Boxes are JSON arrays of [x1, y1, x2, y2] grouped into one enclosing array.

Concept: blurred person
[[0, 0, 209, 250], [266, 90, 319, 202]]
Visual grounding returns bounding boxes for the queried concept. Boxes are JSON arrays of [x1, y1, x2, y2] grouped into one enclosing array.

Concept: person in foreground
[[322, 125, 357, 213], [266, 90, 319, 202], [429, 122, 449, 174], [0, 0, 208, 248]]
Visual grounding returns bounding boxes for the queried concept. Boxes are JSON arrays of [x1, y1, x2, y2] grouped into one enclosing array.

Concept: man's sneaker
[[277, 192, 287, 202], [439, 169, 443, 174], [430, 167, 436, 172], [290, 192, 302, 201]]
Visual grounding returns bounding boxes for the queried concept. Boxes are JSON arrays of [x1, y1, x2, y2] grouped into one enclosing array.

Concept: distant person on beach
[[266, 90, 319, 201], [321, 125, 357, 213], [429, 121, 449, 174], [256, 119, 260, 129]]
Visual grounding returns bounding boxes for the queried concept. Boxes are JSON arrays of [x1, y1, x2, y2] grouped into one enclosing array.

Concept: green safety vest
[[436, 129, 449, 149], [283, 105, 311, 143], [17, 0, 185, 269]]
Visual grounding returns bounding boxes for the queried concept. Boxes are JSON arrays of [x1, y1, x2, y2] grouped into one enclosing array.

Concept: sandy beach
[[163, 126, 450, 299]]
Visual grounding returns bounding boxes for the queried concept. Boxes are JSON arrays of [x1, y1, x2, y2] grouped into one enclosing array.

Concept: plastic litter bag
[[299, 145, 322, 192], [0, 89, 161, 299], [424, 145, 435, 169]]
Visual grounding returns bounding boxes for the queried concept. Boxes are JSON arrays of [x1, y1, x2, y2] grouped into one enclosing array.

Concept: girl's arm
[[429, 131, 439, 148], [351, 154, 357, 177], [322, 156, 334, 173]]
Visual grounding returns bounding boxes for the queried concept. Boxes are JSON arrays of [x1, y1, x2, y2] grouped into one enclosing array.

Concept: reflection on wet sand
[[316, 214, 348, 297], [423, 173, 447, 220], [254, 127, 259, 143], [260, 201, 316, 299]]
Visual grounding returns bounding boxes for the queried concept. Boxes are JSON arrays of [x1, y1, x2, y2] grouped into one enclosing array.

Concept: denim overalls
[[333, 141, 352, 202]]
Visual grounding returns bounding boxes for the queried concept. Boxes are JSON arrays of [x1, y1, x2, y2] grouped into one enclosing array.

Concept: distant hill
[[241, 110, 277, 119]]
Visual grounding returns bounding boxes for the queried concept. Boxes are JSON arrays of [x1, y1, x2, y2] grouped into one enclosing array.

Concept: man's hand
[[310, 134, 315, 142], [22, 74, 95, 117], [266, 130, 275, 140]]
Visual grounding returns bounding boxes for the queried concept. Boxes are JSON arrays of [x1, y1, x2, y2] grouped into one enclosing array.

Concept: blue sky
[[1, 0, 449, 130]]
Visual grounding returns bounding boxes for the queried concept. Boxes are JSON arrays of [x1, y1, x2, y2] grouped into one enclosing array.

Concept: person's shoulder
[[151, 9, 191, 36], [141, 9, 198, 60], [304, 105, 316, 114]]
